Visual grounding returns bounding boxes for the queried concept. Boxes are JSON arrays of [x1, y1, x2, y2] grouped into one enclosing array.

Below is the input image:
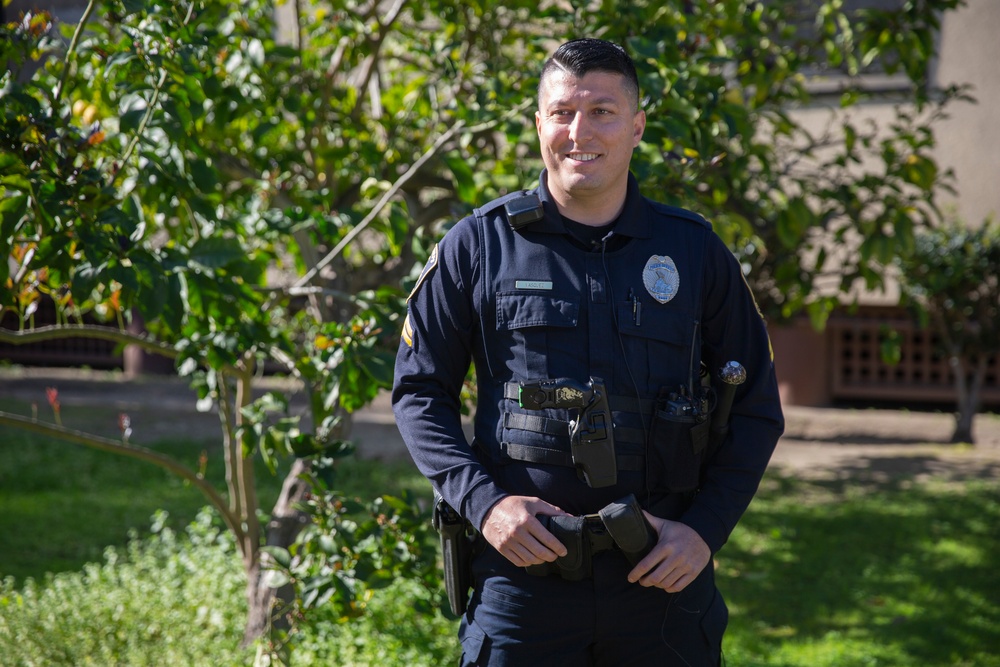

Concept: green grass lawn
[[0, 399, 426, 584], [2, 398, 999, 666], [722, 473, 1000, 666], [0, 403, 268, 582]]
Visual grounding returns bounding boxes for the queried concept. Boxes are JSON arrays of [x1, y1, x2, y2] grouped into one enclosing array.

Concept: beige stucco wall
[[931, 0, 1000, 226], [773, 0, 1000, 306]]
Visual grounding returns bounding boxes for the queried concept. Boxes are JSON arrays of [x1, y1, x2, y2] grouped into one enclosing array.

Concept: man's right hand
[[481, 495, 569, 567]]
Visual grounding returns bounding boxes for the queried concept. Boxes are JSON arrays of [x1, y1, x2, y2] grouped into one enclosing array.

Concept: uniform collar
[[531, 169, 651, 239]]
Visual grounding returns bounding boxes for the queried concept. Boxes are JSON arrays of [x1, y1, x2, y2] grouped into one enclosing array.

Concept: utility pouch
[[525, 515, 591, 581], [648, 386, 712, 492], [599, 493, 657, 567]]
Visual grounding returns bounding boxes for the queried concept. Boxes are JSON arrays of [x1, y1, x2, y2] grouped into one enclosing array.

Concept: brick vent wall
[[829, 307, 1000, 407]]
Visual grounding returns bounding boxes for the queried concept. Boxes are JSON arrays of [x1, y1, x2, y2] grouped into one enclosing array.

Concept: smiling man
[[535, 62, 645, 224], [392, 38, 784, 666]]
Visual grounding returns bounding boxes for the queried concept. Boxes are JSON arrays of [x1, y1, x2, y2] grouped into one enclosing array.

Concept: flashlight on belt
[[709, 360, 746, 450]]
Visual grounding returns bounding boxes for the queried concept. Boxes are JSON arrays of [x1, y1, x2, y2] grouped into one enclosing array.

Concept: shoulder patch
[[648, 201, 711, 229], [739, 269, 773, 361], [407, 244, 439, 302], [402, 313, 415, 347]]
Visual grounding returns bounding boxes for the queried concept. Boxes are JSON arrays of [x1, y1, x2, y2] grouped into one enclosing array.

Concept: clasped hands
[[481, 494, 710, 593]]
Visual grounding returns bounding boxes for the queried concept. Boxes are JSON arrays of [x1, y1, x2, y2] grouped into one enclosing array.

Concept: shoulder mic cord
[[600, 234, 652, 500]]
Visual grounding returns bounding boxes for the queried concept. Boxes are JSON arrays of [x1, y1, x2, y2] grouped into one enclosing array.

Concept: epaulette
[[648, 201, 712, 229], [474, 190, 544, 231]]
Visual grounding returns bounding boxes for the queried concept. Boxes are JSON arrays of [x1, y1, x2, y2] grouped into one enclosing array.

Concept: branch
[[290, 119, 466, 289], [52, 0, 98, 107], [0, 411, 243, 543], [0, 325, 175, 358], [290, 100, 531, 291], [119, 2, 198, 169]]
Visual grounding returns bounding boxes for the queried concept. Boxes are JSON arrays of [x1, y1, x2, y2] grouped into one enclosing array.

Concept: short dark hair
[[539, 38, 640, 109]]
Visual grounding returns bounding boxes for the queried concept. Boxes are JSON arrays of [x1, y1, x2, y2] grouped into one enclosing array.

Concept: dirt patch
[[772, 406, 1000, 484]]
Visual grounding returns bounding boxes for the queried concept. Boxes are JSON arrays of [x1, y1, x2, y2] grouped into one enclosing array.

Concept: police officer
[[392, 38, 784, 666]]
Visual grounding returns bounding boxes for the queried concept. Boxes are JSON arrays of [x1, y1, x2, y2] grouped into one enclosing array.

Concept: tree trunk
[[951, 356, 988, 444], [243, 457, 312, 648]]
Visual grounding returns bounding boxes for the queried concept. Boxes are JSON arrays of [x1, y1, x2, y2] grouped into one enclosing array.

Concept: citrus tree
[[1, 0, 532, 651], [896, 217, 1000, 443], [1, 0, 970, 660]]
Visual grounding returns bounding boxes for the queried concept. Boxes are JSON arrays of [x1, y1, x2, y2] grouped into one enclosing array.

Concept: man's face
[[535, 69, 645, 214]]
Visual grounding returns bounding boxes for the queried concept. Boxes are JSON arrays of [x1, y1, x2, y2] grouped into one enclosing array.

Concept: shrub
[[0, 509, 252, 667], [286, 576, 460, 666]]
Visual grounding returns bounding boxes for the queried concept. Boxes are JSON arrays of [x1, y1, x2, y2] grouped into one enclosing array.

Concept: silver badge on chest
[[643, 255, 680, 304]]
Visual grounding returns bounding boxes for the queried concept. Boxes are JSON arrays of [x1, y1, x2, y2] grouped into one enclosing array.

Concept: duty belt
[[501, 381, 649, 472], [503, 382, 655, 413]]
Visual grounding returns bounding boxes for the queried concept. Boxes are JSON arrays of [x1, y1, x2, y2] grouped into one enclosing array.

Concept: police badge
[[643, 255, 679, 304]]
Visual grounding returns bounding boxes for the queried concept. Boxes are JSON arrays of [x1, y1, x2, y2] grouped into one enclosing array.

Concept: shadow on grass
[[817, 454, 1000, 486], [722, 471, 1000, 666], [785, 433, 955, 446]]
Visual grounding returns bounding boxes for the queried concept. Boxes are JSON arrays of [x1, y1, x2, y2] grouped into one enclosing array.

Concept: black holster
[[432, 492, 475, 616], [599, 493, 657, 566]]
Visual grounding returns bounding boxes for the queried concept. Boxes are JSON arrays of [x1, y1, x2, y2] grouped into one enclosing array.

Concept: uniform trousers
[[458, 546, 727, 666]]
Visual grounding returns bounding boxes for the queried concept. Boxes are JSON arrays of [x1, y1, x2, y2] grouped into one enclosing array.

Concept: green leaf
[[364, 569, 396, 590], [0, 153, 27, 174], [119, 107, 147, 133], [107, 262, 139, 295], [443, 154, 477, 204], [0, 174, 31, 190], [805, 299, 834, 331], [121, 0, 145, 17], [189, 158, 218, 192], [262, 545, 292, 569], [71, 262, 106, 300], [264, 569, 291, 589], [0, 194, 29, 240], [776, 198, 810, 249], [902, 155, 937, 190], [188, 236, 244, 270], [104, 51, 137, 76]]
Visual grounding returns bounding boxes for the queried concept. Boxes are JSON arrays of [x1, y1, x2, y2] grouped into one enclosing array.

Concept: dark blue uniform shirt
[[392, 171, 783, 554]]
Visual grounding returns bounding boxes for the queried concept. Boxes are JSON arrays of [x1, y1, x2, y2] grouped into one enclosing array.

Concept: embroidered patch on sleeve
[[407, 244, 439, 303], [740, 270, 774, 361], [401, 244, 439, 347], [402, 313, 415, 347]]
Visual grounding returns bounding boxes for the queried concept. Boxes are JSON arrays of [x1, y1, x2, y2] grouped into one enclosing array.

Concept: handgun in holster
[[517, 376, 617, 488], [432, 491, 475, 616]]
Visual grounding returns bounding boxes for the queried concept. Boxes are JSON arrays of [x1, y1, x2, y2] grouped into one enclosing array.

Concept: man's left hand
[[626, 513, 711, 592]]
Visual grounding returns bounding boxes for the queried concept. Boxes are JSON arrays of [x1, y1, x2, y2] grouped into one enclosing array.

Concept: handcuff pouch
[[524, 514, 591, 581], [599, 493, 657, 566]]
